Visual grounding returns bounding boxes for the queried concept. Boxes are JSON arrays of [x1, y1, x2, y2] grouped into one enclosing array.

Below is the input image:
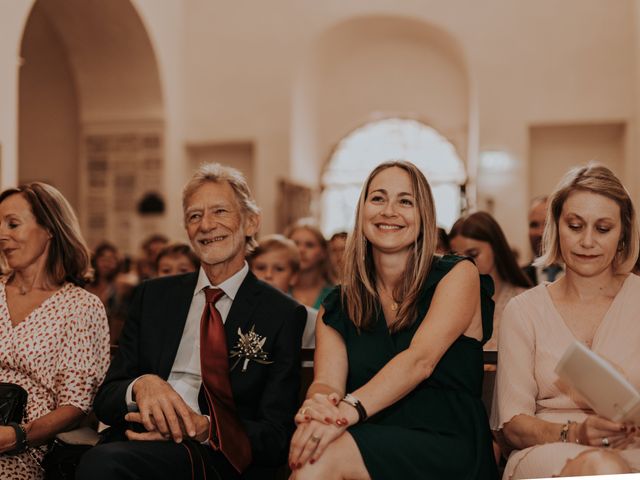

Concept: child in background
[[248, 234, 316, 348], [155, 243, 200, 277]]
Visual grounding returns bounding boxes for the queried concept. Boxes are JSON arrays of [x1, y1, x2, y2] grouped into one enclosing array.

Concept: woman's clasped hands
[[289, 392, 356, 470], [576, 415, 637, 449]]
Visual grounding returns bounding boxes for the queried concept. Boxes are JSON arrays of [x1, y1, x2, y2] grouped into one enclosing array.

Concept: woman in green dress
[[288, 161, 497, 479]]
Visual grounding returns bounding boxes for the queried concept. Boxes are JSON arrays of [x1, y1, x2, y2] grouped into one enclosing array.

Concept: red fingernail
[[310, 459, 315, 465], [304, 416, 310, 421], [336, 419, 345, 426], [297, 463, 302, 469], [290, 463, 296, 470], [324, 417, 331, 423]]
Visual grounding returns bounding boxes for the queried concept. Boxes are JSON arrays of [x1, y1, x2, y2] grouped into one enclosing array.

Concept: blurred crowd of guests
[[95, 191, 640, 354], [82, 235, 198, 345]]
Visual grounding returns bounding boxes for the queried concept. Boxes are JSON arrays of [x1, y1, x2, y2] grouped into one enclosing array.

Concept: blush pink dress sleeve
[[491, 274, 640, 479], [484, 283, 527, 351], [0, 279, 110, 479]]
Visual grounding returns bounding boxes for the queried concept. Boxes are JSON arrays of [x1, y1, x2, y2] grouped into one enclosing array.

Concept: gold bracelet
[[560, 420, 579, 443], [560, 421, 570, 442]]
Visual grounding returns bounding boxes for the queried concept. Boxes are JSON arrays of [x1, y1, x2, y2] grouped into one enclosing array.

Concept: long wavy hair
[[342, 161, 438, 332], [449, 211, 531, 288]]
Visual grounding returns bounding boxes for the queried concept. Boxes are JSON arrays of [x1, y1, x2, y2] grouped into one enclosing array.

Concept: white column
[[131, 0, 188, 242], [0, 0, 34, 188]]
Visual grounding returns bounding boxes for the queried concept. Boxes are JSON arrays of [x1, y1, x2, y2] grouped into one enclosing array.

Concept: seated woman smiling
[[0, 183, 110, 479], [492, 165, 640, 478], [288, 161, 497, 480]]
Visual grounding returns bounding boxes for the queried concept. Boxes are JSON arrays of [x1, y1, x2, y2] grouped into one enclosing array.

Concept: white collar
[[194, 261, 249, 300]]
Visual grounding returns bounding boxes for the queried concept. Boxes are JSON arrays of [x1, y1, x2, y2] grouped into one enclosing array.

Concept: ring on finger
[[310, 434, 321, 443], [299, 407, 309, 416], [601, 436, 610, 448]]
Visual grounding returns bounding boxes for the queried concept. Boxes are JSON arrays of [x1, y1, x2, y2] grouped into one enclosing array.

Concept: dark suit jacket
[[93, 270, 307, 469]]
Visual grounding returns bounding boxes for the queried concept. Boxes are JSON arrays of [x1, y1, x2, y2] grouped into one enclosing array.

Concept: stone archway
[[321, 118, 466, 235], [291, 15, 474, 200], [19, 0, 163, 253]]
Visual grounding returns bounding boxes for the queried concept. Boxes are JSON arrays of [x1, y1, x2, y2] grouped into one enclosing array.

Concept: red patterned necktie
[[200, 287, 252, 473]]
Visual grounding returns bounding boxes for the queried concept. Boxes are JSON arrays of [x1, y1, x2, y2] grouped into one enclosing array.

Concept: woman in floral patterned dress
[[0, 182, 110, 479]]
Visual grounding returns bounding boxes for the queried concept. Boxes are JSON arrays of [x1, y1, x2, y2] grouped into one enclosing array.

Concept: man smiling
[[78, 163, 306, 480]]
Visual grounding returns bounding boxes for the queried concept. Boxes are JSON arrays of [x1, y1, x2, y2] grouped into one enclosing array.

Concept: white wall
[[180, 0, 636, 253], [0, 0, 34, 188], [530, 123, 626, 198], [295, 16, 469, 188], [1, 0, 638, 255]]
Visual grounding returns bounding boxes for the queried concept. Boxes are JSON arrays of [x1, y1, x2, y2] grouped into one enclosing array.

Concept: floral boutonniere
[[229, 325, 274, 372]]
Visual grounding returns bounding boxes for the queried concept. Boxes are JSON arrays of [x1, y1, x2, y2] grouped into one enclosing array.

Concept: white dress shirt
[[126, 263, 249, 413], [302, 306, 317, 349]]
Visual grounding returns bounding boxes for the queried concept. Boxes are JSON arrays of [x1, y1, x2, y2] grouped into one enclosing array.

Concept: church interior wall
[[1, 0, 639, 257]]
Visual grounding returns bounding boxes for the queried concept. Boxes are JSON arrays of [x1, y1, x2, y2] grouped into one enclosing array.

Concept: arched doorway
[[321, 118, 466, 236], [291, 15, 474, 209], [19, 0, 163, 253]]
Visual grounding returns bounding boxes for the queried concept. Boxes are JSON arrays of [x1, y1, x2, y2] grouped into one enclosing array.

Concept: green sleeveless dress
[[322, 255, 498, 479]]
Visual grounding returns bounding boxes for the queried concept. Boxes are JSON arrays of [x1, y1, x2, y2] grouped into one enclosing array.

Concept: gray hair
[[182, 163, 260, 250]]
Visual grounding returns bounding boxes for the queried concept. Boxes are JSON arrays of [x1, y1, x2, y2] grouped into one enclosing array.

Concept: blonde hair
[[248, 234, 301, 272], [342, 160, 438, 332], [537, 164, 640, 273], [182, 163, 260, 252], [0, 183, 91, 285]]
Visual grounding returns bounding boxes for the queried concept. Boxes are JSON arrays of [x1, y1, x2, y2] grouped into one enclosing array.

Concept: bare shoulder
[[439, 258, 480, 289]]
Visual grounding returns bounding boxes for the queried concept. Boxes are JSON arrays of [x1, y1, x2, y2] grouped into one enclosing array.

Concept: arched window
[[321, 118, 466, 236]]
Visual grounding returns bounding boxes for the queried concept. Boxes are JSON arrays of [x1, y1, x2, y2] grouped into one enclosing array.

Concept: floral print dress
[[0, 278, 110, 479]]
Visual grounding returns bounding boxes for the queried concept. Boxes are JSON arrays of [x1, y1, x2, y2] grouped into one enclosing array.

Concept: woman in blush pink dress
[[0, 183, 110, 479], [492, 165, 640, 478]]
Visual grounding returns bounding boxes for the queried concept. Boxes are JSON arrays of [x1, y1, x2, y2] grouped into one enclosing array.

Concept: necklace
[[10, 274, 34, 295], [378, 285, 400, 311]]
